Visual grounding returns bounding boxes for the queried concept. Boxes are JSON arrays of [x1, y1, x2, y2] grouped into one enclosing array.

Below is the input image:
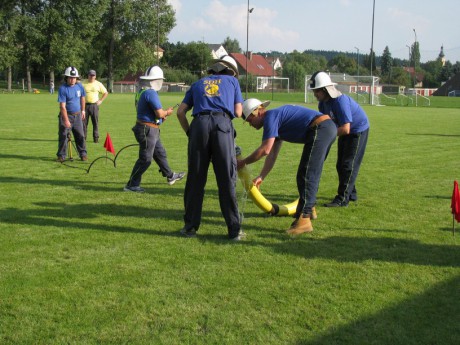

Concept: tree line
[[0, 0, 175, 92], [1, 1, 459, 92]]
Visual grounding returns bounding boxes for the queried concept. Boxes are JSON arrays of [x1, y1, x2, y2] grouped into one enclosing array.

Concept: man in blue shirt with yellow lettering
[[177, 55, 244, 241]]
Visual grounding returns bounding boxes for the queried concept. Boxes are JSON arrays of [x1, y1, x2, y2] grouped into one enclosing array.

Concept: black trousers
[[334, 128, 369, 205], [183, 114, 240, 238], [84, 103, 99, 140]]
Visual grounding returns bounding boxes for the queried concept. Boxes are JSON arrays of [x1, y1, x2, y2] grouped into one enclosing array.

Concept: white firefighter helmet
[[63, 66, 80, 78], [308, 71, 341, 98], [242, 98, 271, 119], [309, 71, 336, 89], [140, 65, 165, 80], [208, 55, 239, 77]]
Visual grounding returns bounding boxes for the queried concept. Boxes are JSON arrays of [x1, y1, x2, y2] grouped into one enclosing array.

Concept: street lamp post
[[354, 46, 360, 101], [245, 1, 254, 99], [413, 28, 418, 106], [272, 57, 275, 101], [406, 44, 412, 105], [156, 2, 160, 65], [369, 0, 375, 105]]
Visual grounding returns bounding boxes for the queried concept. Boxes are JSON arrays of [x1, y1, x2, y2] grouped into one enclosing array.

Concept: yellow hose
[[236, 149, 298, 216]]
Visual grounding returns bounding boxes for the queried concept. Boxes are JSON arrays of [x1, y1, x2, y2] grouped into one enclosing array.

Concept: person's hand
[[237, 159, 245, 170], [253, 176, 263, 189], [166, 107, 174, 117], [64, 119, 71, 128], [81, 110, 86, 120]]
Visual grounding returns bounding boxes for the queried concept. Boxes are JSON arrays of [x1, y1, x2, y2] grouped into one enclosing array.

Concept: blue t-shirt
[[262, 105, 323, 144], [58, 83, 86, 113], [136, 89, 164, 124], [182, 75, 243, 118], [318, 94, 369, 133]]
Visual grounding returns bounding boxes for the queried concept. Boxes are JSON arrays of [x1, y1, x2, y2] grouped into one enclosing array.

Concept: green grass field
[[1, 92, 459, 344]]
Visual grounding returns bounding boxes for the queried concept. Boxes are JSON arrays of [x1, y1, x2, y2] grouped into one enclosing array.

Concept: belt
[[86, 103, 97, 105], [68, 111, 80, 116], [137, 120, 159, 128], [310, 115, 330, 127], [196, 111, 230, 118]]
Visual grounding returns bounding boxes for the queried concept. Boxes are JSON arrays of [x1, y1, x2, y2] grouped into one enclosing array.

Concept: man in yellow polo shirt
[[82, 69, 108, 143]]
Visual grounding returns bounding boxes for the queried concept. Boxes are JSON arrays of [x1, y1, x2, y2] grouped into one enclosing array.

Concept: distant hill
[[255, 49, 407, 67]]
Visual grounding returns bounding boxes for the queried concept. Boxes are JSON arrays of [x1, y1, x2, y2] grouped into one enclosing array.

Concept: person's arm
[[177, 102, 191, 134], [60, 102, 71, 128], [80, 96, 86, 120], [234, 102, 243, 118], [252, 140, 282, 188], [154, 107, 174, 119], [237, 137, 276, 168], [337, 122, 350, 136], [97, 91, 108, 105]]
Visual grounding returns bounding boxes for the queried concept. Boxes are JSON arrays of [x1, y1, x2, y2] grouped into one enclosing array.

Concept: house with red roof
[[230, 52, 278, 90], [230, 52, 274, 77]]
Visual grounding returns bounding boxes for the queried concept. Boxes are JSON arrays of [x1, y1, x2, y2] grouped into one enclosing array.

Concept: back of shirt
[[319, 94, 369, 133], [263, 105, 322, 144], [182, 75, 243, 118]]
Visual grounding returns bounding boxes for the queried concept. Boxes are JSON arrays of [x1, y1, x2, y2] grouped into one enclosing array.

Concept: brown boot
[[311, 207, 317, 220], [286, 216, 313, 235]]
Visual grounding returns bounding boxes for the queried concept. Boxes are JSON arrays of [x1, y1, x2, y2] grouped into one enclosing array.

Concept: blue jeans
[[334, 128, 369, 204], [296, 119, 337, 217], [127, 123, 173, 187]]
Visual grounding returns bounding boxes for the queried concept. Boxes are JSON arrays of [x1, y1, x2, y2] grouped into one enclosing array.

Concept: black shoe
[[324, 200, 348, 207], [123, 185, 145, 193], [180, 227, 197, 238]]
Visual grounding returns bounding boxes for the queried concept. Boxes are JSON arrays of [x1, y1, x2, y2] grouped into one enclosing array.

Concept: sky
[[167, 0, 460, 63]]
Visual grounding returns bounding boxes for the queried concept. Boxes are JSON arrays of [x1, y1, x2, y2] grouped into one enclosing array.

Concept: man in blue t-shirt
[[56, 66, 87, 162], [177, 55, 244, 241], [237, 99, 336, 236], [309, 71, 370, 207], [124, 65, 185, 193]]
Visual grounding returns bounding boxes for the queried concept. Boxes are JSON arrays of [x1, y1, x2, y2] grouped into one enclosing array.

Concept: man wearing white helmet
[[176, 55, 244, 240], [56, 66, 88, 162], [236, 99, 336, 235], [124, 65, 185, 192], [309, 71, 369, 207]]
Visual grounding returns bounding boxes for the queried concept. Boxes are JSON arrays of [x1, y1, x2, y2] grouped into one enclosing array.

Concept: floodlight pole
[[272, 53, 275, 101], [156, 1, 160, 66], [354, 46, 360, 101], [245, 1, 253, 99], [413, 28, 418, 106], [369, 0, 375, 105]]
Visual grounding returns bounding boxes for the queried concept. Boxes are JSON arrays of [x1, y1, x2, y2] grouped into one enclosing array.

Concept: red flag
[[451, 181, 460, 222], [103, 133, 115, 155]]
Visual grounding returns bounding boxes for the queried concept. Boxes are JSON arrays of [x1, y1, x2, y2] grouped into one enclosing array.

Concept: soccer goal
[[256, 76, 290, 94], [304, 73, 380, 105]]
